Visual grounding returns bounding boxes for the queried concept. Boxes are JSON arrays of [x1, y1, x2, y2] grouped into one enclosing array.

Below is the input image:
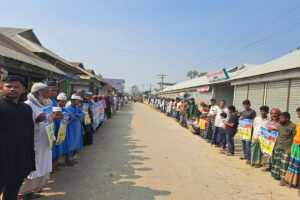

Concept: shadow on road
[[40, 103, 171, 200]]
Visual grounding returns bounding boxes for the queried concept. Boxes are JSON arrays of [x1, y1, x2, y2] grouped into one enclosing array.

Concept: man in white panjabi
[[19, 83, 53, 197]]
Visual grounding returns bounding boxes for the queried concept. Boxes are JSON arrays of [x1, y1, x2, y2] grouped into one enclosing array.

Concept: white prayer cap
[[71, 94, 82, 100], [57, 92, 67, 100], [52, 107, 62, 112], [31, 83, 48, 93]]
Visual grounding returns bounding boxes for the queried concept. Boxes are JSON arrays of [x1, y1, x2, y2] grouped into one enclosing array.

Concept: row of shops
[[159, 49, 300, 122], [0, 27, 120, 96]]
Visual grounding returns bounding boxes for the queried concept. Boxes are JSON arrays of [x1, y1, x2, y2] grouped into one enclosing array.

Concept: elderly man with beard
[[18, 83, 54, 199]]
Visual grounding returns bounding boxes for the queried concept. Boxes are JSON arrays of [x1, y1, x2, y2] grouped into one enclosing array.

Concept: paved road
[[40, 103, 298, 200]]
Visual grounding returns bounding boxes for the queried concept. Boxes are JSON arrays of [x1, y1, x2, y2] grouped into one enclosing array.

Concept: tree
[[130, 85, 139, 96], [198, 72, 208, 77], [143, 90, 151, 95], [186, 70, 199, 79]]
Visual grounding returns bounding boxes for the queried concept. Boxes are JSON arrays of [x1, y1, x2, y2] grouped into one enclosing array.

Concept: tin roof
[[0, 45, 65, 75], [231, 50, 300, 81], [163, 65, 253, 92], [0, 27, 84, 75]]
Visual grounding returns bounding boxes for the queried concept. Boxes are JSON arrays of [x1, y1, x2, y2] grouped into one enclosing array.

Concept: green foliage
[[130, 85, 139, 95], [186, 71, 207, 79]]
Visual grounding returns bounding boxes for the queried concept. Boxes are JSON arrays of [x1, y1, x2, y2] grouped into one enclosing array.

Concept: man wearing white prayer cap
[[57, 93, 67, 101], [71, 94, 82, 101], [19, 83, 53, 197], [52, 107, 62, 112]]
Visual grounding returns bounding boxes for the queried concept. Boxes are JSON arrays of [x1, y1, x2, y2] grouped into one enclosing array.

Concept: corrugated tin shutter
[[247, 83, 265, 114], [234, 85, 248, 113], [265, 80, 289, 112], [195, 91, 212, 105], [289, 79, 300, 123]]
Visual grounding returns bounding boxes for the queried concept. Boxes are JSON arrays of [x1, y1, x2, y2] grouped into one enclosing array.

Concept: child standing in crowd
[[224, 106, 239, 156], [271, 112, 296, 186], [200, 104, 210, 137], [192, 114, 201, 135], [251, 106, 269, 167], [52, 107, 64, 172], [217, 112, 227, 153], [285, 107, 300, 196], [65, 94, 85, 165], [176, 98, 182, 121], [240, 100, 256, 165], [189, 98, 198, 118]]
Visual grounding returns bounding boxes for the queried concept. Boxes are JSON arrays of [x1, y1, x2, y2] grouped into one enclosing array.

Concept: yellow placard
[[46, 123, 54, 149], [56, 124, 66, 144]]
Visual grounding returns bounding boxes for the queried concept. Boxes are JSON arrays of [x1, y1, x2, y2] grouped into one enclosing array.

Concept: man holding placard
[[271, 112, 296, 186], [239, 100, 256, 165], [19, 83, 54, 198], [250, 106, 269, 167]]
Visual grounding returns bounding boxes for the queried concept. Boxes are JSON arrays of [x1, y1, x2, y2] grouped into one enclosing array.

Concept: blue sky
[[1, 0, 300, 92]]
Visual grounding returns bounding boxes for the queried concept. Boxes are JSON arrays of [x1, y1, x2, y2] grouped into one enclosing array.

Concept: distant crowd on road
[[145, 96, 300, 196], [0, 75, 132, 200]]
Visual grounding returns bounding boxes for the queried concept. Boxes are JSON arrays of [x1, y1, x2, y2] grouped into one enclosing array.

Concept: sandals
[[279, 181, 286, 186]]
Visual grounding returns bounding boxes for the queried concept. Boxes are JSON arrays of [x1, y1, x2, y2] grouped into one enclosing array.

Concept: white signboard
[[206, 68, 229, 83]]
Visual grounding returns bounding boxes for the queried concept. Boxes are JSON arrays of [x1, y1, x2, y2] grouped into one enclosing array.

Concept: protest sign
[[259, 127, 278, 157], [91, 100, 105, 130], [199, 119, 206, 130], [237, 119, 252, 141], [56, 112, 69, 145], [43, 106, 54, 149], [187, 120, 194, 132], [0, 67, 8, 87], [83, 103, 91, 125]]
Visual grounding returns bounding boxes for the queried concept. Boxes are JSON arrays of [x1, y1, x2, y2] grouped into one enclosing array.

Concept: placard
[[83, 103, 91, 125], [91, 100, 105, 130], [43, 106, 54, 149], [56, 112, 69, 145], [237, 119, 252, 141], [259, 127, 278, 157]]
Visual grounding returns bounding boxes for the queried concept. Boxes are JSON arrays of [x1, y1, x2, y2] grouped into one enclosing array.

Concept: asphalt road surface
[[40, 103, 298, 200]]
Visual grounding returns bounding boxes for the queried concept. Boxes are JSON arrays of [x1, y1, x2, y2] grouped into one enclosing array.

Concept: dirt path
[[40, 103, 298, 200]]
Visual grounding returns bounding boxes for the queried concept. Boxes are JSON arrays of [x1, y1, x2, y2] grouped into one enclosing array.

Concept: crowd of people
[[0, 75, 130, 200], [146, 96, 300, 196]]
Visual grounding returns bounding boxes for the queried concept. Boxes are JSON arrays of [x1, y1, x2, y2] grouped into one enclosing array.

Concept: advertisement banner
[[43, 106, 54, 149], [237, 119, 252, 141], [197, 87, 210, 92], [56, 112, 69, 145], [83, 103, 91, 125], [259, 127, 278, 157]]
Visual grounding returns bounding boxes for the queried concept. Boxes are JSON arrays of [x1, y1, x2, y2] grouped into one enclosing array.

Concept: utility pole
[[157, 73, 168, 96], [149, 84, 154, 93]]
